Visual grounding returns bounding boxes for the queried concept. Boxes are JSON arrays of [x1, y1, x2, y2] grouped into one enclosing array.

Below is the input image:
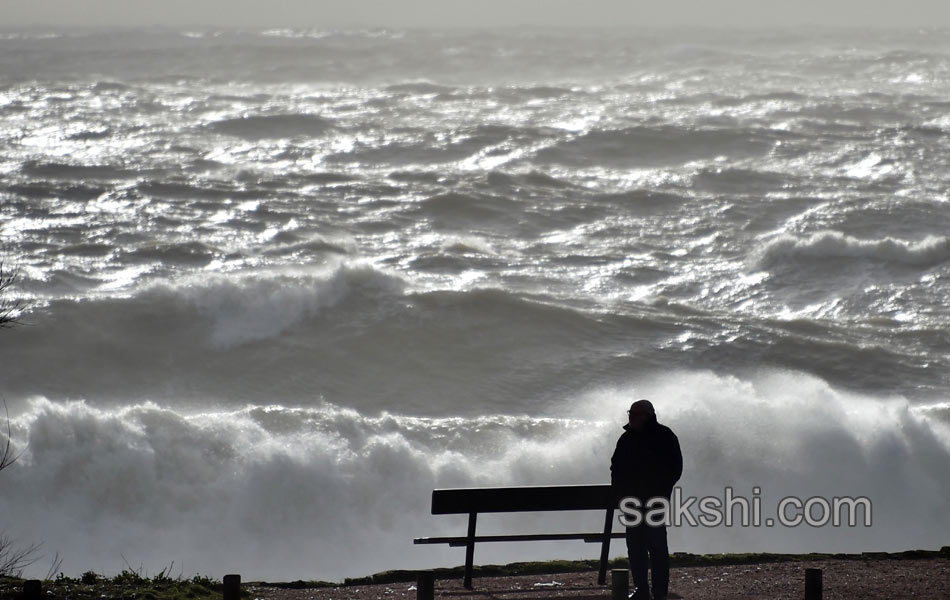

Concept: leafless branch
[[0, 399, 24, 473], [0, 262, 24, 328], [0, 534, 41, 578], [44, 551, 63, 581]]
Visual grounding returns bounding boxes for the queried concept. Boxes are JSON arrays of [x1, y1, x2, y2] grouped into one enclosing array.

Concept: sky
[[4, 0, 950, 29]]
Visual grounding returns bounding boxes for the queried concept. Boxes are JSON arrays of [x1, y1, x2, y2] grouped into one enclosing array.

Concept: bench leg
[[598, 507, 614, 585], [463, 512, 477, 589]]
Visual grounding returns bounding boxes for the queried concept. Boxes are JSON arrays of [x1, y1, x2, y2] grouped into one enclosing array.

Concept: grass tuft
[[0, 571, 245, 600]]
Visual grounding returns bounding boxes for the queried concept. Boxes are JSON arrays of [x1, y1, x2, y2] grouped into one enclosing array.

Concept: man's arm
[[666, 430, 683, 494], [671, 431, 682, 482], [610, 434, 629, 498], [610, 438, 621, 487]]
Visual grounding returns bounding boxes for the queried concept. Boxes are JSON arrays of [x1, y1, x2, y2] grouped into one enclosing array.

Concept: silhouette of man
[[611, 399, 682, 600]]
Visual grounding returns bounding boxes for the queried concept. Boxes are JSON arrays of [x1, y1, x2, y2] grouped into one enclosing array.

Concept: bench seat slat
[[431, 484, 615, 514], [414, 532, 626, 546]]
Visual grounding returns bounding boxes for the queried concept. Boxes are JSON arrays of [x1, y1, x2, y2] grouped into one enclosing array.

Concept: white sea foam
[[2, 370, 948, 580]]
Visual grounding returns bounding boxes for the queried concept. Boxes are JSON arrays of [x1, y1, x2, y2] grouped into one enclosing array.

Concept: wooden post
[[610, 569, 628, 600], [598, 507, 615, 585], [463, 512, 477, 589], [416, 570, 434, 600], [23, 580, 42, 600], [223, 574, 241, 600], [805, 568, 822, 600]]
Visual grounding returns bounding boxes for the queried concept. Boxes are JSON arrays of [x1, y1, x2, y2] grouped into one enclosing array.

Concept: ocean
[[1, 27, 949, 581]]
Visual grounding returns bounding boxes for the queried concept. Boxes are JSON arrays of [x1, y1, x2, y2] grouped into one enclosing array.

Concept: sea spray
[[3, 370, 948, 580]]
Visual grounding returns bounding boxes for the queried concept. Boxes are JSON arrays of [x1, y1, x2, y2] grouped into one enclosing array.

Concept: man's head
[[627, 399, 655, 431]]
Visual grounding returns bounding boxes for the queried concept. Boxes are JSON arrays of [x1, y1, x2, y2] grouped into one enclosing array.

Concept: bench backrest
[[431, 484, 615, 514]]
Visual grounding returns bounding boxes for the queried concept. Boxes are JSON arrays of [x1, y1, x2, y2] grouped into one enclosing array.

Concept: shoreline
[[3, 547, 948, 600]]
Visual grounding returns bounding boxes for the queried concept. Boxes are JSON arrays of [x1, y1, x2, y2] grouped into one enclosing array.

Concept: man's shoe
[[627, 588, 649, 600]]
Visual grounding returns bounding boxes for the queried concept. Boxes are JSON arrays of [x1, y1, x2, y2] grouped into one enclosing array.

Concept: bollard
[[610, 569, 629, 600], [804, 568, 822, 600], [23, 580, 42, 600], [416, 570, 434, 600], [223, 574, 241, 600]]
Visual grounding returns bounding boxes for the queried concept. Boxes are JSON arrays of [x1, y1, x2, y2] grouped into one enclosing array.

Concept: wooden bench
[[413, 484, 624, 589]]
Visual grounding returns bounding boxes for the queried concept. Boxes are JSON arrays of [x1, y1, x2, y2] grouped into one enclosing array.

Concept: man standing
[[611, 399, 683, 600]]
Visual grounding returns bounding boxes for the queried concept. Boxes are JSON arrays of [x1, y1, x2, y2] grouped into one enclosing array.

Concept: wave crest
[[174, 263, 405, 347], [760, 231, 950, 267]]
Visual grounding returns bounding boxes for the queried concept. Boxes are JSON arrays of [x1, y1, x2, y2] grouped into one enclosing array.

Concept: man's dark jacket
[[610, 415, 683, 503]]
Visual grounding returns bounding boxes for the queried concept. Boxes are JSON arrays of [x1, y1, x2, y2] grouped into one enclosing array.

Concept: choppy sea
[[1, 27, 949, 580]]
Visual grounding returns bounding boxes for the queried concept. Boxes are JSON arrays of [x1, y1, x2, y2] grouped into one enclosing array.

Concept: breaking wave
[[2, 371, 948, 581], [760, 231, 950, 268]]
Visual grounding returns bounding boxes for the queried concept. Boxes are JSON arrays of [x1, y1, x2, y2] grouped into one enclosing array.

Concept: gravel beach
[[248, 558, 950, 600]]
